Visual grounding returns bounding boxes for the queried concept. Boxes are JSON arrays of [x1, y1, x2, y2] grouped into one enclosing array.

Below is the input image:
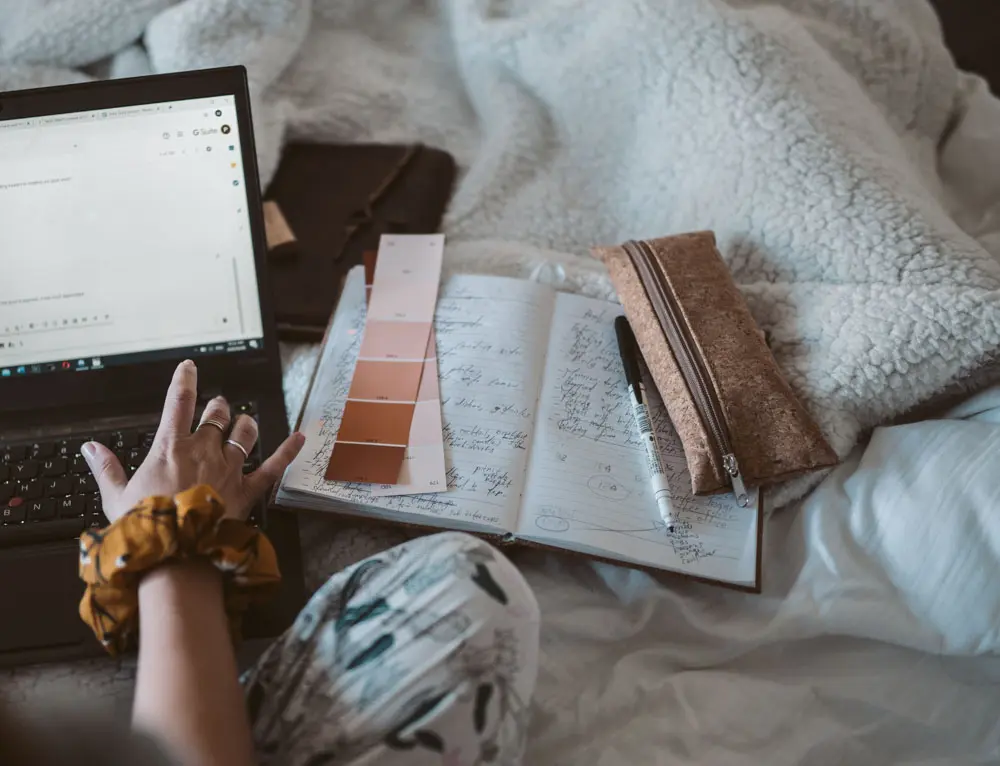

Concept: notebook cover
[[264, 143, 456, 340]]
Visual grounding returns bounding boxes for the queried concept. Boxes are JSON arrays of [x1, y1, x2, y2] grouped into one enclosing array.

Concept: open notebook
[[276, 267, 763, 591]]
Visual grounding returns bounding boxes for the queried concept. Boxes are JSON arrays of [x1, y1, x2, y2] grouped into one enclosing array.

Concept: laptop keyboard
[[0, 401, 262, 548]]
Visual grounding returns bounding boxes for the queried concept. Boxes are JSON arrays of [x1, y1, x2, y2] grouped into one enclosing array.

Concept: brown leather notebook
[[264, 143, 456, 340]]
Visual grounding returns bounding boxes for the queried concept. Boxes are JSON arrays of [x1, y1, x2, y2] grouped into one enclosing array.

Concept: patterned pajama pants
[[241, 532, 541, 766]]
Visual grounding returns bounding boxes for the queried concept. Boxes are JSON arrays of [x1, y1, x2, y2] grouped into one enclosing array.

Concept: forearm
[[134, 560, 256, 766]]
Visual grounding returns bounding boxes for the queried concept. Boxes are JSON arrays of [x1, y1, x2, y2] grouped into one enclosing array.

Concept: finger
[[155, 360, 198, 443], [223, 414, 258, 465], [243, 432, 306, 501], [81, 441, 127, 501], [195, 396, 231, 443]]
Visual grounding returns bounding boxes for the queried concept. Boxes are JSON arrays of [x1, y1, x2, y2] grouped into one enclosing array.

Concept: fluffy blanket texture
[[2, 0, 999, 506]]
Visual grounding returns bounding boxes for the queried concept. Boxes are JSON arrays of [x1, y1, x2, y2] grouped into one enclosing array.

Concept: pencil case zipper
[[622, 239, 751, 507]]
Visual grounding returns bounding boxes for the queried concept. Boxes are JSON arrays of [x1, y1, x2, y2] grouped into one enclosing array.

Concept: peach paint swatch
[[362, 251, 448, 496], [326, 235, 444, 485]]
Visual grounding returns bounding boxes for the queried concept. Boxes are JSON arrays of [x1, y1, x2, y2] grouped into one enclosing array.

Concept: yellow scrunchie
[[78, 484, 281, 656]]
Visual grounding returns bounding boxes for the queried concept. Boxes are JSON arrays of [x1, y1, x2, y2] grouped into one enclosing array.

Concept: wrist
[[139, 558, 224, 603]]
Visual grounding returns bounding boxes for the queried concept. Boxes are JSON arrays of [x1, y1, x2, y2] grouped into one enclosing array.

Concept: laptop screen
[[0, 95, 264, 379]]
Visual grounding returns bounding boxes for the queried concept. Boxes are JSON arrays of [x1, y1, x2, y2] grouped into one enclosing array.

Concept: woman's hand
[[81, 359, 305, 523]]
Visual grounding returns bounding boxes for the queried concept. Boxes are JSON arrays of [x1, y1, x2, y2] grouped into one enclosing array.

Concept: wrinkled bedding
[[3, 1, 1000, 763], [2, 0, 1000, 507]]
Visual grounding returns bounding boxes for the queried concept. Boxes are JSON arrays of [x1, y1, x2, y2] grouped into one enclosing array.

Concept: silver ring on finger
[[224, 438, 250, 459], [198, 418, 228, 433]]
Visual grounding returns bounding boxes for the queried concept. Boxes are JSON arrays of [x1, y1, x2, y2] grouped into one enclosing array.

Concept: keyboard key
[[112, 431, 139, 450], [2, 446, 28, 463], [56, 439, 83, 457], [27, 499, 56, 522], [242, 459, 259, 475], [127, 447, 146, 465], [58, 496, 86, 518], [2, 500, 26, 525], [87, 496, 107, 528], [74, 474, 98, 494], [70, 455, 90, 474], [17, 480, 43, 500], [13, 461, 39, 480], [0, 482, 14, 503], [0, 465, 8, 482], [0, 518, 84, 547], [141, 431, 157, 447], [30, 442, 55, 459], [44, 477, 73, 497], [234, 401, 256, 415], [41, 457, 68, 476]]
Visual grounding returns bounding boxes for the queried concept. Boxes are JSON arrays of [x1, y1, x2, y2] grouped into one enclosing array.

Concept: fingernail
[[81, 442, 97, 460], [180, 359, 194, 368], [294, 432, 306, 446]]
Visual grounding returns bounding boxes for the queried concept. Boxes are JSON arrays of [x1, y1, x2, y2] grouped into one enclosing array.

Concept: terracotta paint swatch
[[326, 235, 445, 484], [371, 332, 448, 496], [348, 360, 425, 401], [336, 401, 415, 444], [325, 443, 406, 485]]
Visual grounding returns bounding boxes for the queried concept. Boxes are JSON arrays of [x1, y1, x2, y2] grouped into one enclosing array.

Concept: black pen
[[614, 316, 675, 531]]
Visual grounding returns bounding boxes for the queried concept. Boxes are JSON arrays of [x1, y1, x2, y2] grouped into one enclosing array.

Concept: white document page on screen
[[0, 97, 263, 368]]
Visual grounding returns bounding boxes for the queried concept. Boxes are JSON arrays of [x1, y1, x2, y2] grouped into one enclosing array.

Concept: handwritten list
[[279, 270, 555, 534], [517, 292, 759, 586]]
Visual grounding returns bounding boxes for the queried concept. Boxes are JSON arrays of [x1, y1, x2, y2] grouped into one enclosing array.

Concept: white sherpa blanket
[[2, 0, 1000, 505]]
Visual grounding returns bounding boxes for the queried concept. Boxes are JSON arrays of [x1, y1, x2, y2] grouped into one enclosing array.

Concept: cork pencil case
[[594, 231, 837, 505]]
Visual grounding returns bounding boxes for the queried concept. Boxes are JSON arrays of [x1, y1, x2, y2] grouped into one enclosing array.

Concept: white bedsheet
[[517, 387, 1000, 764]]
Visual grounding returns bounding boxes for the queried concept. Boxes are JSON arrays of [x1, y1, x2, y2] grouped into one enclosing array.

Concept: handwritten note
[[279, 268, 555, 535], [517, 292, 759, 587]]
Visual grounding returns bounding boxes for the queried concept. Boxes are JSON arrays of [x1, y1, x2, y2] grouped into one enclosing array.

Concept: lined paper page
[[279, 268, 555, 535], [517, 292, 759, 587]]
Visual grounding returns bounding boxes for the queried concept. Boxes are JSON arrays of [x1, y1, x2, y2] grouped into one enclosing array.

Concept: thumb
[[81, 441, 127, 499]]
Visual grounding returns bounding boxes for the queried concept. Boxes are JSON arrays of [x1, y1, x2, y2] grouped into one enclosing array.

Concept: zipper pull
[[722, 453, 751, 508]]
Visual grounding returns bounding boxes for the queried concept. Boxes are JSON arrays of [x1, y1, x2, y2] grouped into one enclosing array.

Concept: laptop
[[0, 67, 304, 667]]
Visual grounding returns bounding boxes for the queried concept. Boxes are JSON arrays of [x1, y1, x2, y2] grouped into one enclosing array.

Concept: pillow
[[790, 384, 1000, 654]]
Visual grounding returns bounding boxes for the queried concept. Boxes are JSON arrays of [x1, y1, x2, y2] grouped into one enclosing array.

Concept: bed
[[3, 1, 1000, 763]]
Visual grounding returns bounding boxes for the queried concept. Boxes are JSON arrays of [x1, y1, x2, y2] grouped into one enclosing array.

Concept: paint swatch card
[[325, 234, 444, 484], [361, 249, 448, 496]]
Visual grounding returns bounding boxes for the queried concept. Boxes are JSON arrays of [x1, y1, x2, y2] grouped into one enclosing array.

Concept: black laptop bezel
[[0, 66, 279, 413]]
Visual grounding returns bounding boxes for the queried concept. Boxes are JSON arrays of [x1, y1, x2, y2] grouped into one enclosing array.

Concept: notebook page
[[280, 268, 555, 535], [516, 292, 759, 587]]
